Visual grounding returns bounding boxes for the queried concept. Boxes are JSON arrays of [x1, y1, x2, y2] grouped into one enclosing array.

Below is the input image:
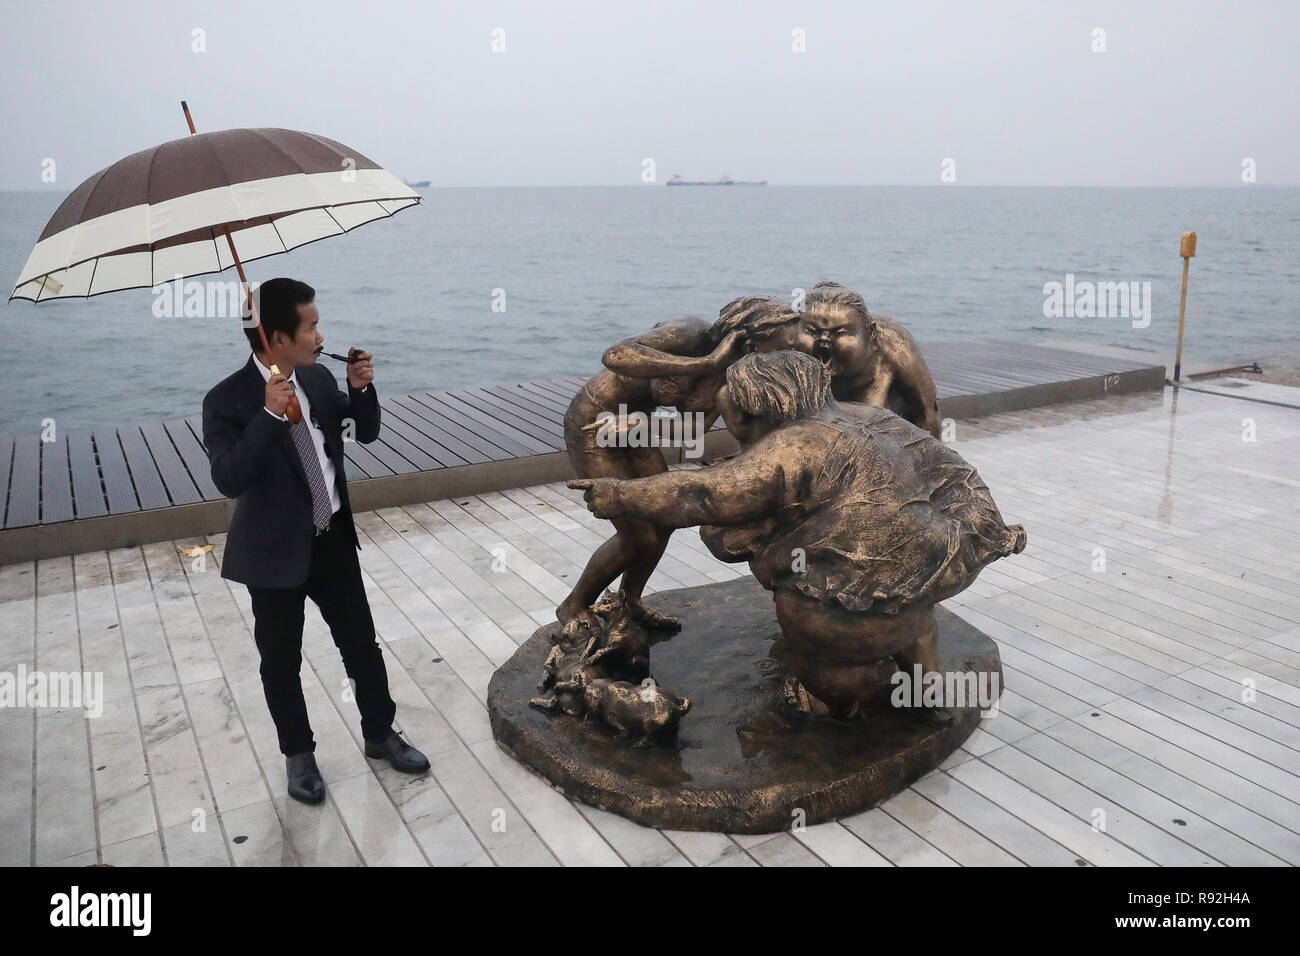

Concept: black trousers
[[246, 520, 396, 756]]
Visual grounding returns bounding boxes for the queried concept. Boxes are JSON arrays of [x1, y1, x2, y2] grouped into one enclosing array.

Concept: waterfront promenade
[[1, 380, 1296, 866], [0, 339, 1164, 563]]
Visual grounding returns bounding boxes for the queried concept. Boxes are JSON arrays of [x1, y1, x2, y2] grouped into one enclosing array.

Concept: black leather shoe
[[286, 752, 325, 804], [364, 733, 430, 773]]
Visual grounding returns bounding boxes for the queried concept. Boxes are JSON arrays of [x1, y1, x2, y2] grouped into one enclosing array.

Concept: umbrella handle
[[182, 101, 302, 425]]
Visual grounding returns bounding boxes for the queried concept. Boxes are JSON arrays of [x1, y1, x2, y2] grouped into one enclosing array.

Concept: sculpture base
[[487, 576, 1001, 833]]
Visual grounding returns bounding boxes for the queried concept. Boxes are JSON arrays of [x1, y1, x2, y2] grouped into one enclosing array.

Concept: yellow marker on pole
[[1173, 231, 1196, 382]]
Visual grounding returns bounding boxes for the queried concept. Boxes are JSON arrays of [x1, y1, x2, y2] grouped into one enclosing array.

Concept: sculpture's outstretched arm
[[602, 321, 744, 379], [570, 448, 790, 528]]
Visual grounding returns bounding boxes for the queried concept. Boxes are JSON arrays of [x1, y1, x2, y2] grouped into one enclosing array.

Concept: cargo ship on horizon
[[667, 173, 766, 186]]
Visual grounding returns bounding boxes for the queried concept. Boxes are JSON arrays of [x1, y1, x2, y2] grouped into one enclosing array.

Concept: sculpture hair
[[712, 295, 799, 345], [806, 281, 872, 326], [725, 350, 831, 423]]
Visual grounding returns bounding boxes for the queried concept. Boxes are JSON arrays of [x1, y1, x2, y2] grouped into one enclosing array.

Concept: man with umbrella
[[9, 111, 433, 804], [203, 278, 430, 803]]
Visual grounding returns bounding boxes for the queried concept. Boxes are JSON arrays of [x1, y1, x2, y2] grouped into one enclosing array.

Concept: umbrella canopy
[[10, 127, 420, 302]]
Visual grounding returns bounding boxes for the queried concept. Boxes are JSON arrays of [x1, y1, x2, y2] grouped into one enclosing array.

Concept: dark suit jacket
[[202, 355, 381, 588]]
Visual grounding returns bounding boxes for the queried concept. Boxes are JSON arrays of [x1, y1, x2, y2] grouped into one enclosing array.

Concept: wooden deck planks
[[445, 388, 567, 447], [91, 427, 140, 514], [427, 391, 558, 456], [381, 398, 487, 466], [0, 387, 1297, 865], [0, 342, 1162, 530], [38, 434, 74, 524], [402, 393, 538, 460], [116, 426, 171, 510], [500, 381, 573, 415], [362, 414, 449, 471], [169, 420, 221, 500], [352, 431, 422, 476], [140, 422, 202, 506], [67, 430, 108, 519], [341, 439, 393, 479], [5, 434, 40, 528]]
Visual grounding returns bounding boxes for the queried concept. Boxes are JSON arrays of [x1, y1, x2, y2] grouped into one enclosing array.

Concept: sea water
[[1, 185, 1296, 436]]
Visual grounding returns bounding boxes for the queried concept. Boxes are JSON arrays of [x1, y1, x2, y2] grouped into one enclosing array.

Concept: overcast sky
[[1, 0, 1296, 189]]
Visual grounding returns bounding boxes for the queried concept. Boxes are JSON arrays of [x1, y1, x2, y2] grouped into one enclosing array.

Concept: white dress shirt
[[252, 353, 341, 515]]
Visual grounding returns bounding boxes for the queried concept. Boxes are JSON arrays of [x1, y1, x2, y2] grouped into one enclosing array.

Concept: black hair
[[244, 278, 315, 352]]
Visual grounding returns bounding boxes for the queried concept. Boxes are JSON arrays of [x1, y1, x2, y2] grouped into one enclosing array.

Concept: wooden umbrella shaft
[[1174, 256, 1190, 381], [223, 229, 271, 357], [182, 101, 300, 422]]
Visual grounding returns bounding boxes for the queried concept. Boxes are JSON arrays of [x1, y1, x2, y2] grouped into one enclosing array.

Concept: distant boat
[[667, 173, 766, 186], [404, 179, 431, 188]]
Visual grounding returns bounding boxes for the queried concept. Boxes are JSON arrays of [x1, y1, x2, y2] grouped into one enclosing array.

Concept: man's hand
[[567, 478, 624, 519], [265, 372, 292, 417], [347, 348, 374, 390]]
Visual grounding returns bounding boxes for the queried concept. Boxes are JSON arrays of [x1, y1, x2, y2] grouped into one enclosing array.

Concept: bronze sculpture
[[795, 282, 943, 438], [555, 317, 744, 638], [556, 287, 941, 644], [570, 351, 1024, 719], [490, 296, 1020, 831], [530, 591, 691, 745], [554, 297, 809, 638], [679, 283, 944, 437]]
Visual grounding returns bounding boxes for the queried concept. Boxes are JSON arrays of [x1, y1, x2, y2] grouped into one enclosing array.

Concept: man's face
[[272, 302, 323, 367], [796, 305, 873, 378]]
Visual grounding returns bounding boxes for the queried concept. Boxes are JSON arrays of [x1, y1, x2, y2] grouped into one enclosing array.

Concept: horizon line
[[2, 182, 1297, 192]]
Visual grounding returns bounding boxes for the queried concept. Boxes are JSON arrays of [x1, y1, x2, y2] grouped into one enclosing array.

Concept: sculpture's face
[[654, 371, 725, 415], [650, 376, 692, 407], [750, 320, 802, 354], [797, 305, 874, 379]]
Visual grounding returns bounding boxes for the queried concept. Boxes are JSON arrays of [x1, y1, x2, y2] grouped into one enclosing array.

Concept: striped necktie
[[287, 381, 333, 531]]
